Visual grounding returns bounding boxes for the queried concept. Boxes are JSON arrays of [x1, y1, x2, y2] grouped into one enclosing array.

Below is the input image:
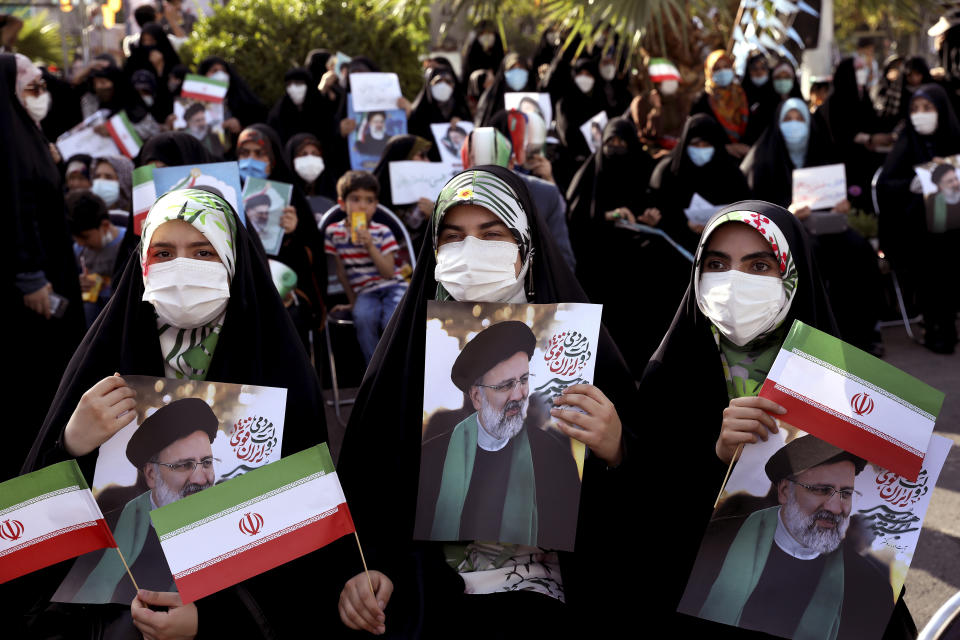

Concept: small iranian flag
[[151, 444, 354, 603], [131, 164, 156, 235], [760, 321, 944, 481], [104, 111, 143, 159], [0, 461, 116, 584], [648, 58, 681, 83], [180, 73, 229, 103]]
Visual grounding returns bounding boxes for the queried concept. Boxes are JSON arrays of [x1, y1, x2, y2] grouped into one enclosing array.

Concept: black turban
[[765, 434, 867, 484], [451, 320, 536, 392], [126, 398, 219, 468]]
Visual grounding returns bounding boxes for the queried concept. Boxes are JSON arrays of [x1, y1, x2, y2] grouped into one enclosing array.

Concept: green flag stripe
[[784, 321, 945, 417], [133, 165, 154, 187], [0, 460, 89, 511], [151, 444, 335, 535]]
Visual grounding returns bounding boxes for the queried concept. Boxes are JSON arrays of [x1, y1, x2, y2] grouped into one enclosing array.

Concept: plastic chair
[[317, 204, 417, 425], [870, 166, 917, 339], [918, 590, 960, 640]]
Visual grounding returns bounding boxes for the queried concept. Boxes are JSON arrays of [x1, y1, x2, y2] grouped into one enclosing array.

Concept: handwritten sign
[[791, 163, 846, 210], [388, 161, 455, 205], [349, 72, 403, 112]]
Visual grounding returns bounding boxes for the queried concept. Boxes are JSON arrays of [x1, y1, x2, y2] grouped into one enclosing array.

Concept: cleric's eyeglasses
[[475, 374, 534, 394], [788, 479, 861, 502], [153, 457, 219, 473]]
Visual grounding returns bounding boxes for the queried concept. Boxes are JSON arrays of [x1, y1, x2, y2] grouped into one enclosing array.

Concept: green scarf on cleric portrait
[[699, 506, 845, 640], [431, 412, 539, 545]]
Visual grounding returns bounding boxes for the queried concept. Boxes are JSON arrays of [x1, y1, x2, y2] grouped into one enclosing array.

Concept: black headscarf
[[740, 99, 835, 208], [371, 134, 432, 211], [304, 48, 332, 86], [40, 66, 82, 141], [90, 63, 150, 123], [123, 22, 180, 82], [818, 57, 880, 149], [555, 58, 606, 158], [407, 65, 471, 160], [650, 114, 752, 249], [462, 20, 505, 80], [334, 164, 639, 633], [877, 83, 960, 259], [266, 67, 332, 145], [741, 52, 780, 133], [197, 56, 267, 128], [636, 200, 839, 634], [473, 53, 535, 127], [284, 132, 337, 201], [137, 130, 216, 167]]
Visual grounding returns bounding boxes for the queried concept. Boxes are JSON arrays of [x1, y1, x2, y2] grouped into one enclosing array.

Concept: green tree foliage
[[13, 11, 62, 68], [181, 0, 427, 106]]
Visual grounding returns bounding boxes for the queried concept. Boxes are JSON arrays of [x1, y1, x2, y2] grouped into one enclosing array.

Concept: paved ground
[[884, 325, 960, 632], [323, 323, 960, 631]]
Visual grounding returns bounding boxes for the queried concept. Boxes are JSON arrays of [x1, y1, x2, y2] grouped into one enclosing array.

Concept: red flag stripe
[[0, 519, 115, 584], [172, 505, 355, 604], [179, 91, 224, 103], [762, 382, 924, 479]]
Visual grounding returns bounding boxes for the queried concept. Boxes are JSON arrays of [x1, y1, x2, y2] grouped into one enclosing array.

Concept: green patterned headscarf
[[140, 189, 238, 379], [432, 170, 532, 300], [693, 209, 798, 399]]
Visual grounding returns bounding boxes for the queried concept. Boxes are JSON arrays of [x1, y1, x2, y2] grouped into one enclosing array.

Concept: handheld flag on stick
[[0, 461, 117, 584], [150, 444, 355, 603], [759, 321, 944, 480]]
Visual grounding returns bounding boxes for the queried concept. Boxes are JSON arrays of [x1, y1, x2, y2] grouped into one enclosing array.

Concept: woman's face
[[147, 220, 221, 267], [782, 108, 805, 123], [140, 32, 157, 47], [206, 63, 227, 76], [773, 68, 793, 81], [688, 136, 712, 149], [911, 96, 936, 115], [237, 139, 273, 174], [295, 143, 322, 159], [701, 222, 781, 278], [907, 70, 924, 88], [67, 170, 92, 192], [437, 204, 522, 277], [94, 160, 119, 182], [711, 56, 732, 73]]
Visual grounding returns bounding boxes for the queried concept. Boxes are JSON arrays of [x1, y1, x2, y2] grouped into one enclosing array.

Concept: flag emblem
[[238, 513, 264, 536], [0, 520, 24, 541], [851, 392, 875, 416]]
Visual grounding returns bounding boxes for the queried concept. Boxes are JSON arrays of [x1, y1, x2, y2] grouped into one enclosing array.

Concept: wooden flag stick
[[353, 530, 377, 601], [714, 443, 744, 510], [115, 547, 140, 592]]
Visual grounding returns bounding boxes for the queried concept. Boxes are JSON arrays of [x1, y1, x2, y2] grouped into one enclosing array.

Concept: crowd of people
[[3, 4, 958, 639]]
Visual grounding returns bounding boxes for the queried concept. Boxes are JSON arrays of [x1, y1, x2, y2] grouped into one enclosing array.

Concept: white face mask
[[208, 70, 230, 85], [286, 83, 307, 105], [142, 257, 231, 328], [293, 154, 325, 183], [599, 64, 617, 81], [434, 236, 527, 303], [430, 81, 454, 103], [574, 74, 595, 94], [855, 67, 870, 87], [911, 111, 938, 135], [660, 79, 679, 95], [24, 92, 51, 122], [478, 33, 496, 50], [697, 270, 786, 346]]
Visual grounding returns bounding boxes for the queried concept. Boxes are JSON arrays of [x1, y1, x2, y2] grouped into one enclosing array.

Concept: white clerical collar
[[774, 507, 822, 560], [149, 491, 160, 511], [477, 416, 511, 452]]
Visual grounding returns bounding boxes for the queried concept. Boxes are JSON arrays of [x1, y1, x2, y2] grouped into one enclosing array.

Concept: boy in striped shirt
[[325, 171, 408, 363]]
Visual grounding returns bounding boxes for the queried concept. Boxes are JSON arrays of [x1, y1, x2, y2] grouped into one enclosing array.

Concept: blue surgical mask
[[687, 145, 715, 167], [91, 178, 120, 207], [780, 120, 808, 145], [774, 78, 794, 96], [238, 157, 268, 181], [712, 69, 734, 87], [504, 68, 529, 91]]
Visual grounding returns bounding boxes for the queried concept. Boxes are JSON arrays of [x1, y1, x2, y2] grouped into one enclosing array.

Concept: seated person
[[324, 170, 408, 364], [67, 190, 127, 327]]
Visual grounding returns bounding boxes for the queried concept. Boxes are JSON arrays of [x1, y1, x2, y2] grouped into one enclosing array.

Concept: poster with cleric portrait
[[414, 301, 602, 552], [914, 155, 960, 233], [678, 425, 951, 640], [52, 375, 287, 605]]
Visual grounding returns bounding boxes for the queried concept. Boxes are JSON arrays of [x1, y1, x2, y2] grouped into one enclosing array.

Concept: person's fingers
[[562, 384, 608, 404], [339, 591, 376, 633], [103, 384, 136, 407], [374, 573, 393, 606], [137, 589, 183, 607], [555, 417, 597, 447], [724, 418, 771, 441], [732, 407, 778, 433], [91, 375, 128, 397], [732, 395, 786, 415], [111, 398, 137, 424], [357, 578, 385, 622], [553, 392, 603, 417], [348, 581, 384, 631], [551, 407, 596, 434]]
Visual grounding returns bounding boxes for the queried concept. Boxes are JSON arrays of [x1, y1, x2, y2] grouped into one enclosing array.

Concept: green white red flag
[[104, 111, 143, 159], [180, 74, 229, 103], [131, 164, 156, 235], [648, 58, 681, 83], [150, 444, 354, 604], [0, 461, 116, 584], [759, 321, 944, 481]]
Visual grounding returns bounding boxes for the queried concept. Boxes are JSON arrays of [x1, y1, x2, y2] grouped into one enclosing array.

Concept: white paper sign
[[504, 92, 553, 128], [684, 193, 728, 226], [792, 163, 846, 210], [56, 109, 121, 161], [579, 110, 609, 153], [349, 72, 403, 113], [389, 161, 454, 205]]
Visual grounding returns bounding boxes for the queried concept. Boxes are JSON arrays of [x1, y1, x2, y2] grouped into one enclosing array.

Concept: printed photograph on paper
[[241, 177, 293, 256], [914, 155, 960, 233]]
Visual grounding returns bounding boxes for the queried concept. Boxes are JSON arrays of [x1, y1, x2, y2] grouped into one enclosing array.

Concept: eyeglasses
[[788, 479, 861, 502], [475, 373, 534, 394], [153, 457, 219, 473]]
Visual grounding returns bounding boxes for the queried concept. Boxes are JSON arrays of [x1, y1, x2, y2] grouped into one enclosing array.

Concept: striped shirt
[[324, 220, 405, 294]]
